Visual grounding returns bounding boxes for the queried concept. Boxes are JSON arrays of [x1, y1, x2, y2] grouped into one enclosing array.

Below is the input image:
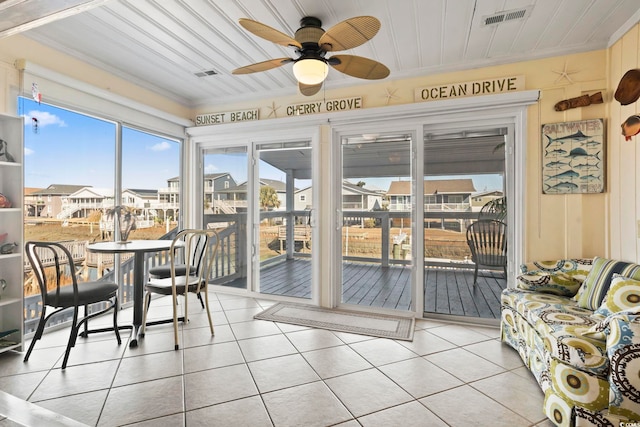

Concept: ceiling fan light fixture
[[293, 58, 329, 85]]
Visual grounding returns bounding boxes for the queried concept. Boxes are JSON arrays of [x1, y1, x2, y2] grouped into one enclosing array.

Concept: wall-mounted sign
[[286, 97, 362, 116], [195, 109, 259, 126], [415, 75, 524, 102], [541, 118, 605, 194]]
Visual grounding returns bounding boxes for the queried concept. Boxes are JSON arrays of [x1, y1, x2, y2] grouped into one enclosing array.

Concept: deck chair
[[466, 220, 507, 286], [24, 241, 121, 369], [478, 197, 507, 222], [140, 229, 220, 350], [147, 230, 207, 309]]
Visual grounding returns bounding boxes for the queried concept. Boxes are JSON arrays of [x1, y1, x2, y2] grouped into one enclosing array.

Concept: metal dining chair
[[466, 220, 508, 286], [147, 230, 208, 309], [24, 241, 121, 369], [140, 229, 220, 350]]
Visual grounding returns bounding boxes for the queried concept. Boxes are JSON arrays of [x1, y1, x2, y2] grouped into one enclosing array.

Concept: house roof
[[229, 179, 290, 193], [472, 190, 504, 198], [124, 188, 158, 198], [387, 179, 476, 196], [343, 181, 382, 196], [167, 173, 232, 183], [31, 184, 90, 196], [69, 187, 113, 198], [24, 187, 43, 196], [259, 178, 287, 192]]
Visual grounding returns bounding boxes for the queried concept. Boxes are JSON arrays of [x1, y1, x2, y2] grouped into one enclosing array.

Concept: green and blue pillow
[[576, 257, 637, 310]]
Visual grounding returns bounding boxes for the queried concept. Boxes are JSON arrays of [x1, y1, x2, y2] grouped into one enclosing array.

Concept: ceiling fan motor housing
[[295, 16, 327, 59]]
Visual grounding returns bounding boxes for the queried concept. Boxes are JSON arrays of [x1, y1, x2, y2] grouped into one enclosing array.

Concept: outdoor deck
[[217, 258, 506, 319]]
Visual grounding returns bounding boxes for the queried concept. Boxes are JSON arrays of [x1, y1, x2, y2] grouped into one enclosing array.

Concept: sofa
[[501, 257, 640, 426]]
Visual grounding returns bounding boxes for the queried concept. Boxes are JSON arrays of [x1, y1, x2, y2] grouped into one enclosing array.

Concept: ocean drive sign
[[414, 75, 524, 102]]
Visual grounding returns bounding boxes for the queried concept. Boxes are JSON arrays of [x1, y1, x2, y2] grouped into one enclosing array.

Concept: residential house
[[470, 190, 505, 212], [23, 187, 43, 217], [61, 187, 113, 219], [229, 178, 289, 212], [25, 184, 89, 219], [294, 181, 382, 211], [387, 179, 476, 212]]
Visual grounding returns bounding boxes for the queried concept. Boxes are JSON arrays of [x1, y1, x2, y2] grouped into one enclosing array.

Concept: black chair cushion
[[45, 281, 119, 308], [148, 264, 196, 279]]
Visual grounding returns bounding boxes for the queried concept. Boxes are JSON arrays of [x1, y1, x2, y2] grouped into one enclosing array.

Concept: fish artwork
[[544, 130, 590, 149], [545, 170, 579, 180], [542, 119, 605, 194], [572, 161, 600, 171], [545, 148, 568, 157], [567, 147, 600, 160], [581, 140, 600, 148], [545, 182, 579, 192], [545, 160, 570, 168], [622, 115, 640, 141]]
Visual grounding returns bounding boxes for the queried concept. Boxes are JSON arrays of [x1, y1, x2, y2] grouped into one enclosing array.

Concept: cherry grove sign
[[415, 75, 524, 102], [286, 96, 362, 116]]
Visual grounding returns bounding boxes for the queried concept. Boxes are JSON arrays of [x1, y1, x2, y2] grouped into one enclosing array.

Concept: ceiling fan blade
[[239, 18, 302, 48], [319, 16, 380, 52], [299, 82, 323, 96], [330, 55, 390, 80], [232, 58, 293, 75]]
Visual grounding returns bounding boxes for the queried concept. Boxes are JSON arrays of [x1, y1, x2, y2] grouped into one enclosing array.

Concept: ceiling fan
[[232, 16, 390, 96]]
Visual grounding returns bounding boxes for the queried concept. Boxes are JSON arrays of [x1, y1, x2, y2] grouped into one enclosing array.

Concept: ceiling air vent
[[482, 6, 532, 27], [194, 69, 218, 77]]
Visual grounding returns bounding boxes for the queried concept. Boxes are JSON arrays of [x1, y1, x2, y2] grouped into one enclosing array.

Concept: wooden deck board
[[217, 259, 505, 319]]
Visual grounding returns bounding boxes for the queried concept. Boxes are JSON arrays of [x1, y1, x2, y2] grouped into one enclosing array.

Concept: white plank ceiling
[[3, 0, 640, 108]]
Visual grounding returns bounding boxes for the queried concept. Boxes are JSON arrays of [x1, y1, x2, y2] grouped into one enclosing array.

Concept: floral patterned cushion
[[502, 288, 608, 376], [594, 274, 640, 318], [576, 258, 640, 310], [518, 259, 592, 297], [605, 315, 640, 419]]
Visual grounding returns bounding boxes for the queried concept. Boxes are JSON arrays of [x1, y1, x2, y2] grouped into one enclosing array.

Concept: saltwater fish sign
[[415, 76, 524, 102]]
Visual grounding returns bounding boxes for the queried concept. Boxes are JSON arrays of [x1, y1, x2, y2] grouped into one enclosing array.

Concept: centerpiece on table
[[106, 206, 137, 242]]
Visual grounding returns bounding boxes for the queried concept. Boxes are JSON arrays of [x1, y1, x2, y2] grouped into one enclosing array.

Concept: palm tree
[[259, 186, 280, 211]]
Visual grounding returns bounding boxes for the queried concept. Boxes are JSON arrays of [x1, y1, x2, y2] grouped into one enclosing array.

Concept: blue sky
[[19, 97, 502, 193], [20, 98, 179, 189]]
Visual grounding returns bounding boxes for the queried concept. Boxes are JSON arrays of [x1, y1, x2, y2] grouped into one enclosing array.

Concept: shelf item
[[0, 113, 24, 354]]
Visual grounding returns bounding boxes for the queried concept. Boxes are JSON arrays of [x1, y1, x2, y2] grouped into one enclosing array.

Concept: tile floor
[[0, 291, 554, 427]]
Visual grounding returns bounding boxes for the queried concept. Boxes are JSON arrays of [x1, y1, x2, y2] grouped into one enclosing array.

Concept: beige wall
[[0, 32, 623, 263], [609, 23, 640, 263]]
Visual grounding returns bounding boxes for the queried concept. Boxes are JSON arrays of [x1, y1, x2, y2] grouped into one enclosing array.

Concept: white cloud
[[24, 147, 34, 156], [149, 141, 171, 151], [204, 164, 218, 174], [23, 110, 66, 127]]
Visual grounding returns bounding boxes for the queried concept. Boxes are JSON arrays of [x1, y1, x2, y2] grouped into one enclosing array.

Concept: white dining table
[[87, 239, 183, 347]]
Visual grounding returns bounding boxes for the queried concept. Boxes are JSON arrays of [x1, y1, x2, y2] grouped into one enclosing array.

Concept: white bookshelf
[[0, 113, 23, 353]]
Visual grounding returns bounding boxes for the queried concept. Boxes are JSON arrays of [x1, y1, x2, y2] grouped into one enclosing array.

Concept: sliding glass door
[[422, 126, 508, 320], [340, 133, 414, 311], [255, 141, 313, 299], [201, 140, 314, 298], [201, 147, 249, 291]]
